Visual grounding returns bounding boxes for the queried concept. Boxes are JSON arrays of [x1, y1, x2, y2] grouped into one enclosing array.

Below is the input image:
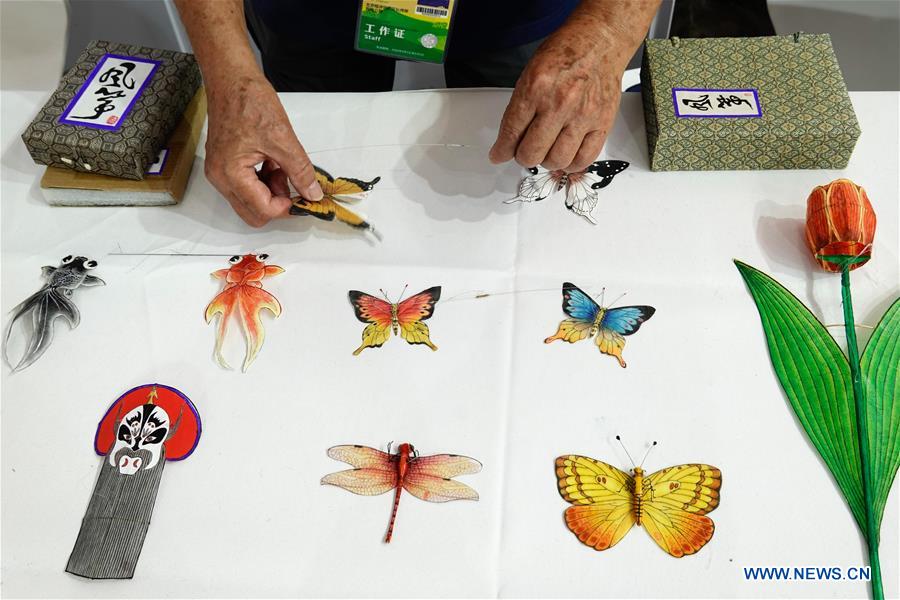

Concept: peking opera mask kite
[[66, 384, 201, 579]]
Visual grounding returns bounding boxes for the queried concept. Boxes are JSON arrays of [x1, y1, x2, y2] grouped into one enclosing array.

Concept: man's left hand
[[489, 21, 627, 173]]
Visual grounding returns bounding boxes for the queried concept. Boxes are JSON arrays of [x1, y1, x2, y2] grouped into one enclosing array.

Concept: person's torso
[[247, 0, 580, 56]]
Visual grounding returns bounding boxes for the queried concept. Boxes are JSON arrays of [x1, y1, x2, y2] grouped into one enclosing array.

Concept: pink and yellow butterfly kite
[[348, 286, 441, 355], [322, 442, 481, 543]]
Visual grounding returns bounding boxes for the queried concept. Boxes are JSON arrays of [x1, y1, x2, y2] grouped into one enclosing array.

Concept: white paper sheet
[[1, 89, 897, 598]]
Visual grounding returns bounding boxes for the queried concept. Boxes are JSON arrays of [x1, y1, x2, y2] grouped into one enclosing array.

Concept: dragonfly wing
[[327, 445, 393, 468], [403, 471, 479, 503], [410, 454, 482, 478], [321, 468, 397, 496]]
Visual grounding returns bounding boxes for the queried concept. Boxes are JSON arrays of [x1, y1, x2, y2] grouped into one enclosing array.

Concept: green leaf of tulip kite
[[734, 260, 865, 531], [860, 297, 900, 535]]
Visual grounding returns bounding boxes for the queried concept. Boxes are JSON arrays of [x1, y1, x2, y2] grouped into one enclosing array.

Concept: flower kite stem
[[840, 264, 883, 600]]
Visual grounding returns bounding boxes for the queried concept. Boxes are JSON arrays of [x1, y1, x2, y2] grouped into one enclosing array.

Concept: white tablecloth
[[1, 89, 897, 598]]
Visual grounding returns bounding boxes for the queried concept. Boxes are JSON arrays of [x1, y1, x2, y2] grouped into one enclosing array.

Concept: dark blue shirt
[[249, 1, 580, 57]]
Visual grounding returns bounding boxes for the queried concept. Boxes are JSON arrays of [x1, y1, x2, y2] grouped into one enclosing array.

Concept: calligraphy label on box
[[59, 54, 160, 130], [672, 88, 762, 118]]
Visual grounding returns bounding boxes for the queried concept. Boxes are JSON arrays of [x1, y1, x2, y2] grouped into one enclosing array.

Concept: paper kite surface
[[348, 286, 441, 355], [291, 165, 381, 238], [556, 452, 721, 557], [205, 253, 283, 372], [67, 384, 201, 579], [506, 160, 628, 223], [322, 442, 481, 542], [4, 255, 104, 372], [544, 282, 655, 367]]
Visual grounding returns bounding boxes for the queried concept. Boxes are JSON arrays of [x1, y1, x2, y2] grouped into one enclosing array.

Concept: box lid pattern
[[22, 40, 201, 180], [641, 34, 860, 171]]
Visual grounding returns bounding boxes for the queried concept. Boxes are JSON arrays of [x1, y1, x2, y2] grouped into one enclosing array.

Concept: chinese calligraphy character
[[71, 61, 141, 121], [393, 28, 405, 39], [72, 87, 128, 120], [681, 94, 711, 111], [365, 23, 375, 33], [378, 25, 390, 36], [97, 61, 136, 90], [715, 94, 752, 109]]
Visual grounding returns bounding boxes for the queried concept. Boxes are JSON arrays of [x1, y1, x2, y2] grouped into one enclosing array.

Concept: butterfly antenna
[[639, 441, 658, 468], [397, 284, 409, 303], [599, 286, 606, 306], [379, 288, 392, 303], [387, 441, 393, 454], [607, 292, 628, 308], [615, 435, 637, 468]]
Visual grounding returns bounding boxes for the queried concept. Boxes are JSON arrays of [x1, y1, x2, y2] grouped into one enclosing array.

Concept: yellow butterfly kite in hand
[[556, 437, 721, 557], [290, 166, 381, 239]]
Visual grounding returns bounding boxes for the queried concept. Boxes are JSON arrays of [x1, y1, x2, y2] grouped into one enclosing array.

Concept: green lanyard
[[355, 0, 458, 64]]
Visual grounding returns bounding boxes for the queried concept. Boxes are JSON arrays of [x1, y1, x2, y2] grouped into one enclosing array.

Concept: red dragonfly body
[[386, 443, 412, 542], [322, 442, 481, 543]]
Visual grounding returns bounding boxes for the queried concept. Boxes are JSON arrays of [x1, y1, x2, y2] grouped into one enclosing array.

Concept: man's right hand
[[205, 73, 323, 227]]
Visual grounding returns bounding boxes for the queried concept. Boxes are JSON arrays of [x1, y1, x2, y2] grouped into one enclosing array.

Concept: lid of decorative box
[[22, 40, 201, 180], [640, 33, 860, 171]]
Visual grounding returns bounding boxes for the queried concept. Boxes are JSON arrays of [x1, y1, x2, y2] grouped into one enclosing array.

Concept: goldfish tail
[[206, 288, 237, 370], [213, 312, 232, 370], [6, 287, 79, 372], [236, 286, 282, 372]]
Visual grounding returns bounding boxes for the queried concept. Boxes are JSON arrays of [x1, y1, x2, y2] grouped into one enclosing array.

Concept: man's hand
[[489, 0, 660, 172], [205, 73, 322, 227], [174, 0, 323, 228]]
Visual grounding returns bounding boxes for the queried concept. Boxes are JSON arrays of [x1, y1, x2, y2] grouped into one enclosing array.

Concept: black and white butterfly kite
[[505, 160, 629, 224]]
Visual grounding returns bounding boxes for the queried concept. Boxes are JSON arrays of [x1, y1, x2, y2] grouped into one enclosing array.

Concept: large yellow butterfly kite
[[556, 439, 721, 557]]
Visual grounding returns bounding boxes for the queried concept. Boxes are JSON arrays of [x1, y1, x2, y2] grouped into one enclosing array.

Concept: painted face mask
[[109, 403, 173, 475], [67, 384, 201, 580]]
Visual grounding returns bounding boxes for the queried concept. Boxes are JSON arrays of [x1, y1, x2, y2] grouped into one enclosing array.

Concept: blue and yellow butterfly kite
[[545, 282, 655, 368]]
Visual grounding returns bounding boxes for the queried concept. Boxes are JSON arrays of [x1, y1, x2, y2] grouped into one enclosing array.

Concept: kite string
[[305, 142, 488, 156], [442, 287, 564, 303], [108, 252, 236, 257]]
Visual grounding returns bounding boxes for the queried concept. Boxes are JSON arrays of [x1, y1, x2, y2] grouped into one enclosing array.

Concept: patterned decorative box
[[22, 40, 201, 180], [640, 33, 860, 171], [40, 88, 207, 206]]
